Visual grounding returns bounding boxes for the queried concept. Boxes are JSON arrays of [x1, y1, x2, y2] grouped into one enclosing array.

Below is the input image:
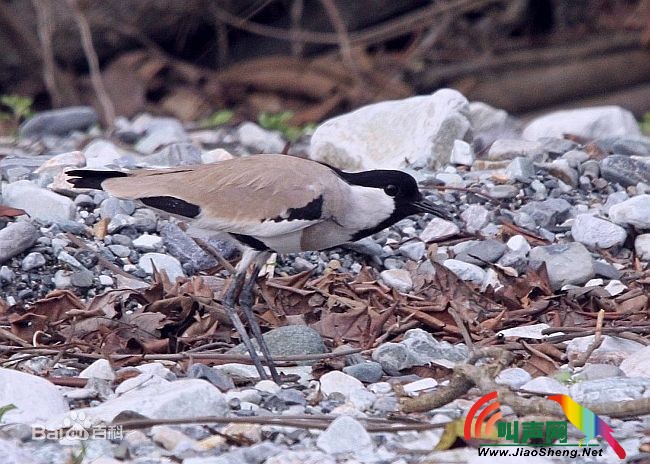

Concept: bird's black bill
[[413, 199, 452, 220]]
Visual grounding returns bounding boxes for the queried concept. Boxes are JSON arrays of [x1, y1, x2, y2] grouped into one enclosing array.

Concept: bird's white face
[[342, 185, 396, 230]]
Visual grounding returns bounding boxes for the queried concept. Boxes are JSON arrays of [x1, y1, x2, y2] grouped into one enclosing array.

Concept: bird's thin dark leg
[[239, 264, 281, 383], [222, 270, 269, 380]]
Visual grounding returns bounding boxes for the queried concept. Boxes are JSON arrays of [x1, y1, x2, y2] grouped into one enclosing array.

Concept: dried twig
[[569, 309, 605, 369], [193, 237, 236, 275], [67, 0, 115, 125]]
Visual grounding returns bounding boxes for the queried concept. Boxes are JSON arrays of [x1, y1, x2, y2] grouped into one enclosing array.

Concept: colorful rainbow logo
[[464, 391, 503, 440]]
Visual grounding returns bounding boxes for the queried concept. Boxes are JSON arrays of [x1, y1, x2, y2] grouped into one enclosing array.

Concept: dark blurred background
[[1, 0, 649, 131]]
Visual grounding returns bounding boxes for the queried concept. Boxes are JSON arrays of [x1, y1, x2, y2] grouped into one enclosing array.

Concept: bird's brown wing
[[100, 154, 347, 236]]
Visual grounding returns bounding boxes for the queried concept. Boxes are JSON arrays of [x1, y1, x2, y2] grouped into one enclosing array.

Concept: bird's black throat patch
[[230, 234, 270, 251], [270, 195, 323, 222], [140, 196, 201, 218]]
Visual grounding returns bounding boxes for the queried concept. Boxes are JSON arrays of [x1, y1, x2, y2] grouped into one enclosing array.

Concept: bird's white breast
[[336, 185, 395, 230]]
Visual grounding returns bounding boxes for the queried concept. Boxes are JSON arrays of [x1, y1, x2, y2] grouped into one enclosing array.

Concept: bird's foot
[[222, 270, 269, 381], [239, 265, 281, 384]]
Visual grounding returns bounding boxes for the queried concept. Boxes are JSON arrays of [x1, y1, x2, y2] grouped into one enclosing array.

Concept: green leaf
[[641, 112, 650, 136], [0, 94, 34, 121], [199, 109, 234, 128], [0, 404, 17, 421]]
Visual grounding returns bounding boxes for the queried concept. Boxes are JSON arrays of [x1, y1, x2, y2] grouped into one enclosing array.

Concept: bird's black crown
[[330, 168, 422, 203]]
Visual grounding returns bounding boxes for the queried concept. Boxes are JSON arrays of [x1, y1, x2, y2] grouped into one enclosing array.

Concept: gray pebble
[[21, 252, 46, 271], [342, 362, 384, 383]]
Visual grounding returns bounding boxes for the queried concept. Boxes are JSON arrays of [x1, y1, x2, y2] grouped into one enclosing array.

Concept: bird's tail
[[599, 420, 626, 459], [66, 169, 128, 190]]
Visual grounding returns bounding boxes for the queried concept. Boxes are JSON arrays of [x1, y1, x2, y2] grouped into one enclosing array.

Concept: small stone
[[0, 222, 38, 264], [620, 346, 650, 378], [319, 371, 364, 399], [540, 137, 579, 156], [561, 149, 589, 167], [506, 235, 531, 254], [505, 157, 535, 182], [602, 191, 629, 214], [152, 425, 196, 451], [160, 222, 228, 269], [608, 194, 650, 228], [19, 106, 98, 138], [601, 155, 650, 187], [342, 362, 384, 383], [593, 260, 622, 280], [71, 269, 94, 288], [529, 242, 594, 290], [108, 244, 131, 258], [187, 363, 235, 391], [571, 214, 627, 249], [380, 269, 413, 292], [84, 139, 125, 168], [496, 368, 532, 388], [523, 106, 641, 140], [443, 259, 486, 284], [455, 239, 506, 265], [519, 198, 571, 228], [570, 377, 650, 404], [138, 142, 202, 167], [201, 148, 233, 163], [635, 234, 650, 260], [566, 335, 644, 365], [229, 325, 326, 361], [316, 416, 373, 454], [80, 359, 115, 381], [488, 184, 518, 199], [449, 139, 474, 166], [53, 270, 72, 288], [545, 159, 578, 187], [134, 117, 189, 154], [100, 197, 136, 218], [403, 378, 438, 396], [398, 241, 426, 261], [237, 122, 286, 153], [21, 252, 46, 271], [132, 233, 162, 251], [520, 377, 569, 395], [487, 139, 545, 161], [74, 193, 95, 207], [265, 451, 335, 464], [138, 253, 185, 281], [99, 275, 114, 286], [3, 180, 75, 224], [573, 364, 624, 382], [420, 218, 460, 242], [0, 266, 15, 283], [460, 204, 490, 233]]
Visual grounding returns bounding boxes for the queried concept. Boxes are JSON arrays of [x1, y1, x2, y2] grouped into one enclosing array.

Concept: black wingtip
[[66, 169, 128, 190]]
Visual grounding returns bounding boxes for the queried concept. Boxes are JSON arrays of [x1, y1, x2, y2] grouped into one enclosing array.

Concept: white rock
[[506, 235, 530, 254], [0, 222, 39, 264], [460, 204, 490, 233], [380, 269, 413, 293], [255, 380, 281, 395], [495, 367, 531, 388], [138, 253, 185, 281], [34, 150, 85, 174], [2, 180, 75, 224], [443, 259, 486, 284], [398, 241, 426, 261], [497, 323, 551, 340], [83, 140, 125, 168], [523, 106, 641, 140], [608, 194, 650, 228], [201, 148, 234, 164], [566, 335, 644, 365], [487, 139, 545, 161], [132, 233, 162, 251], [571, 214, 627, 248], [316, 415, 373, 454], [420, 218, 460, 242], [319, 371, 364, 399], [79, 359, 115, 381], [52, 379, 226, 426], [135, 118, 189, 154], [620, 346, 650, 378], [529, 242, 594, 290], [449, 140, 474, 166], [520, 376, 569, 395], [99, 275, 114, 286], [403, 378, 438, 396], [635, 234, 650, 260], [0, 368, 69, 423], [237, 122, 285, 153], [604, 280, 626, 296], [310, 89, 471, 170], [0, 439, 36, 464]]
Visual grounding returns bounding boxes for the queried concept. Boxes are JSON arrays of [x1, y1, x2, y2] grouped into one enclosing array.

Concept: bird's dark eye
[[384, 184, 399, 197]]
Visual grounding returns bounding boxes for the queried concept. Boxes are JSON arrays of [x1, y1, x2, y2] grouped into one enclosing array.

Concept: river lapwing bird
[[67, 154, 451, 382]]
